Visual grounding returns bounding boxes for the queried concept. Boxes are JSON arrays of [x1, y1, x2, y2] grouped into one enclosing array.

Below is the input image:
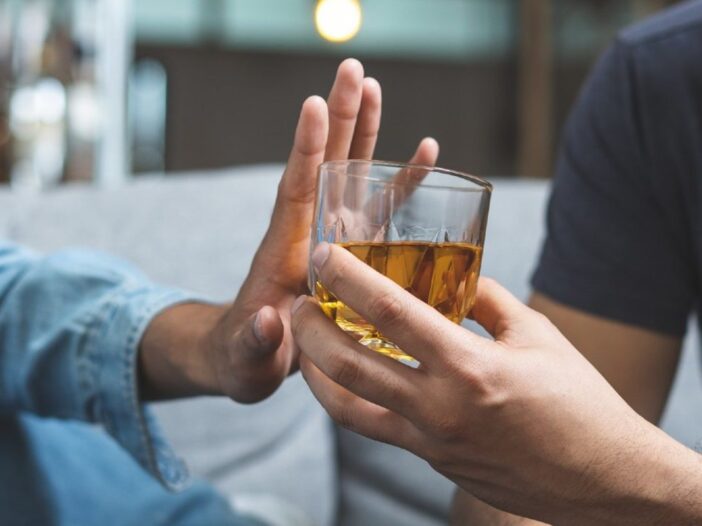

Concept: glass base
[[357, 335, 419, 368]]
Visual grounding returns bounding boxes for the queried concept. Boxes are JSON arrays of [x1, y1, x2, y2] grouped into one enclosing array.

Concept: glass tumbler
[[310, 160, 492, 363]]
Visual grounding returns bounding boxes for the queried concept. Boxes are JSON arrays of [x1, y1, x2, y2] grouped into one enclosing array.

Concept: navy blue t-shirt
[[532, 0, 702, 336]]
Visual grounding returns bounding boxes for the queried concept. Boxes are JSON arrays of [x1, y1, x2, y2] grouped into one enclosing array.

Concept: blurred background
[[0, 0, 681, 189]]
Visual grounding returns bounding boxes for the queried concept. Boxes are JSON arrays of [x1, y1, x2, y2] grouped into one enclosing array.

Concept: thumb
[[221, 306, 288, 404], [235, 306, 285, 362], [470, 277, 536, 340]]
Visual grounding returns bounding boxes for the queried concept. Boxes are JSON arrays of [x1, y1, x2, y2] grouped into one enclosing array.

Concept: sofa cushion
[[0, 166, 336, 526], [1, 166, 701, 525]]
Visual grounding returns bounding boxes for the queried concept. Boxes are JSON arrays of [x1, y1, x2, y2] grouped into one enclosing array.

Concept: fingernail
[[312, 243, 331, 272], [291, 295, 307, 315], [253, 310, 267, 345]]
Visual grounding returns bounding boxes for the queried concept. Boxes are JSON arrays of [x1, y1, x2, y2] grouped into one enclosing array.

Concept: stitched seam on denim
[[84, 286, 154, 472], [124, 290, 160, 478], [81, 283, 191, 488], [75, 299, 105, 423]]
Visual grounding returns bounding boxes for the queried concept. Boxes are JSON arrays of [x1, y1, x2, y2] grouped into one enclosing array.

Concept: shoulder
[[618, 0, 702, 47]]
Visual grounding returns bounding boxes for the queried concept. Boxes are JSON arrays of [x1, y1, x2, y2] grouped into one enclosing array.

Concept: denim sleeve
[[0, 240, 197, 490]]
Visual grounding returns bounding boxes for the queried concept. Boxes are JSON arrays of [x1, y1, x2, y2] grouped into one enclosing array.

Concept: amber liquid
[[314, 241, 482, 362]]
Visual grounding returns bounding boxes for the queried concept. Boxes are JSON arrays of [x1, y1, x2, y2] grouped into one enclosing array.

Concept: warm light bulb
[[315, 0, 362, 43]]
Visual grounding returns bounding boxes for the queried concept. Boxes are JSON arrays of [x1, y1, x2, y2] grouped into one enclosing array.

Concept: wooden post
[[630, 0, 672, 19], [517, 0, 554, 178]]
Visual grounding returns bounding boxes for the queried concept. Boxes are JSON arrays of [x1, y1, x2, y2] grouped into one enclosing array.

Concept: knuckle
[[458, 356, 499, 400], [329, 103, 358, 122], [533, 310, 557, 333], [367, 294, 405, 328], [423, 445, 454, 472], [331, 403, 357, 432], [428, 415, 463, 441], [322, 257, 349, 292], [478, 276, 498, 292], [328, 351, 361, 389], [480, 276, 497, 287], [291, 306, 314, 338], [529, 309, 550, 325], [319, 389, 360, 432], [277, 178, 316, 206]]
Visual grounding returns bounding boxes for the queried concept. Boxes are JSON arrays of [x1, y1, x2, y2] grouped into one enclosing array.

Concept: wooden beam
[[630, 0, 673, 19], [517, 0, 554, 178]]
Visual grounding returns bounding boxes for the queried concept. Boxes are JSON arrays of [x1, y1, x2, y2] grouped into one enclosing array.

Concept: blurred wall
[[136, 46, 597, 177], [136, 47, 520, 176]]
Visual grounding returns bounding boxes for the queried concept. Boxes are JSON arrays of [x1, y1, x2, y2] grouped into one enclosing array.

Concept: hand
[[139, 59, 439, 403], [291, 243, 702, 525]]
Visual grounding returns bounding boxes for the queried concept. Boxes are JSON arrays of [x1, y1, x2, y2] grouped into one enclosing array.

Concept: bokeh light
[[315, 0, 362, 43]]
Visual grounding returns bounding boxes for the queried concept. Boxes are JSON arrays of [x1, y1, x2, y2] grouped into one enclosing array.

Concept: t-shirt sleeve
[[531, 39, 697, 336]]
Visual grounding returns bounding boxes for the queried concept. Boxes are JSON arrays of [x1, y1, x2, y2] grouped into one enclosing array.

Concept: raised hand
[[139, 59, 439, 404]]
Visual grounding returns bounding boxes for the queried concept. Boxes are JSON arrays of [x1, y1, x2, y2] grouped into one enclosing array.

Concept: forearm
[[0, 243, 200, 486], [450, 430, 702, 526], [603, 427, 702, 526], [554, 423, 702, 526], [0, 243, 191, 418]]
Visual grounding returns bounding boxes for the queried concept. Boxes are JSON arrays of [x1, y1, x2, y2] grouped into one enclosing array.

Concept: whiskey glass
[[309, 160, 492, 363]]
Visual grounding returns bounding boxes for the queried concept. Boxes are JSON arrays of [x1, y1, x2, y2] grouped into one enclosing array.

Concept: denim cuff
[[82, 284, 197, 491]]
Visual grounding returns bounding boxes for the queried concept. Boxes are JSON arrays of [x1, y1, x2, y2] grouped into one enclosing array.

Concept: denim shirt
[[0, 241, 257, 526]]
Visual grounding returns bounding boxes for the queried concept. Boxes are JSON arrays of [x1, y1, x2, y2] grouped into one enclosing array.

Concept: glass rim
[[319, 159, 492, 193]]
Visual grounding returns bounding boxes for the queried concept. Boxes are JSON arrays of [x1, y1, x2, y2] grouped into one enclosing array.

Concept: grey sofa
[[2, 165, 701, 526]]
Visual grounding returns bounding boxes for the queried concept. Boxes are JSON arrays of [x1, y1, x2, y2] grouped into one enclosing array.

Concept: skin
[[450, 295, 683, 525], [290, 243, 702, 525], [138, 58, 439, 403]]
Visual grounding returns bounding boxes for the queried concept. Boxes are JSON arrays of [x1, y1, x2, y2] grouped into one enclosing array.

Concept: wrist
[[571, 419, 702, 526], [139, 302, 227, 400]]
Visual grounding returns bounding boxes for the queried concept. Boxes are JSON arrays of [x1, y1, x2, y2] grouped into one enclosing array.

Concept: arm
[[292, 245, 702, 525], [0, 242, 194, 421], [0, 242, 200, 487], [0, 59, 432, 487], [453, 31, 695, 524], [529, 293, 681, 424], [450, 294, 681, 525], [0, 60, 404, 413]]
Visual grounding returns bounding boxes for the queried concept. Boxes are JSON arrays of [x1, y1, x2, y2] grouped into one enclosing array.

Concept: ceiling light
[[315, 0, 362, 43]]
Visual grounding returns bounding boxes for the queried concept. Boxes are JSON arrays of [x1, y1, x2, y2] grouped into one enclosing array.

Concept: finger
[[348, 77, 382, 160], [363, 138, 440, 222], [268, 95, 329, 241], [247, 305, 286, 360], [408, 136, 440, 167], [291, 296, 423, 416], [299, 352, 422, 451], [310, 244, 485, 368], [325, 58, 365, 161], [470, 277, 536, 340], [392, 137, 441, 195]]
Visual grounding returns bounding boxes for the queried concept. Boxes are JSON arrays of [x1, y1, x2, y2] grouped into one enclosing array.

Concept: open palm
[[210, 59, 439, 403]]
